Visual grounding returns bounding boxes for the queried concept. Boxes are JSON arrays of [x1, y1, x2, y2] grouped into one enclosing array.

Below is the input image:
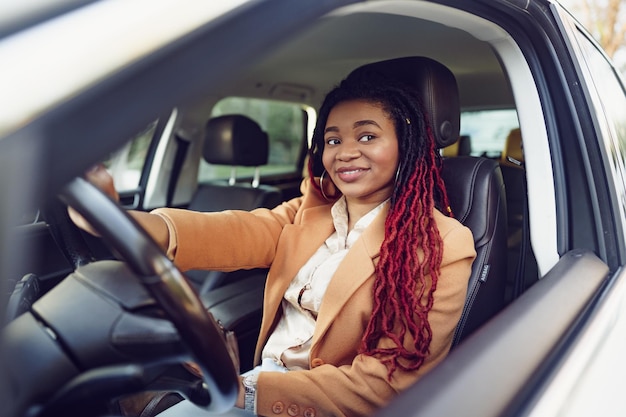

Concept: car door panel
[[374, 249, 609, 417]]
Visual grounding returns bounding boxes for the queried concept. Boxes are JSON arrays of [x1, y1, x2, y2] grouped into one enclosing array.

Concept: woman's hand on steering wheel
[[68, 164, 119, 236]]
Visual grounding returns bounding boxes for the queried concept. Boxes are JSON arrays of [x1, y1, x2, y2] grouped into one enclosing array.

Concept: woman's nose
[[337, 142, 361, 160]]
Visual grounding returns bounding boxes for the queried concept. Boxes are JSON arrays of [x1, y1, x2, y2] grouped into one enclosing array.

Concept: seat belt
[[166, 130, 192, 207]]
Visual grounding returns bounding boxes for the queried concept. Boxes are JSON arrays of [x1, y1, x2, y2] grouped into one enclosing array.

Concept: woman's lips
[[336, 167, 369, 183]]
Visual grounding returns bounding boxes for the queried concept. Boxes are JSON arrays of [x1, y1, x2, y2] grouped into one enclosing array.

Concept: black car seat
[[186, 114, 283, 292], [352, 57, 508, 346], [188, 114, 283, 212]]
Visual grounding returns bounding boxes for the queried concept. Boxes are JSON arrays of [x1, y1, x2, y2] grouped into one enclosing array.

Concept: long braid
[[309, 70, 451, 378]]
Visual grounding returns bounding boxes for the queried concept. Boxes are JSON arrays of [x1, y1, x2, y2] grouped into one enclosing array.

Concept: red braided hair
[[363, 124, 446, 377]]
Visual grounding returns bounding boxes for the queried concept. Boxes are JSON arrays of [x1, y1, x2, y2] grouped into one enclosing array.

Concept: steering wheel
[[59, 177, 239, 413]]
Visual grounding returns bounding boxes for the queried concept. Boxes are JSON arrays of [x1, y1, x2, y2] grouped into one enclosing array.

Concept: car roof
[[218, 2, 514, 110]]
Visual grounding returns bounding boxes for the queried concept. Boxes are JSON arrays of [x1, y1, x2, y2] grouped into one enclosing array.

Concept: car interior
[[6, 1, 595, 416], [105, 3, 545, 374]]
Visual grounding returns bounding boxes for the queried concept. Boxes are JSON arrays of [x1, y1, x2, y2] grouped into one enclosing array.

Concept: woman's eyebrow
[[324, 119, 381, 134], [354, 119, 381, 129]]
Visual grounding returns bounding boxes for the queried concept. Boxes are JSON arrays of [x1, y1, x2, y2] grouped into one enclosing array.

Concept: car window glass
[[574, 27, 626, 212], [460, 109, 519, 158], [104, 120, 157, 192], [199, 97, 305, 182]]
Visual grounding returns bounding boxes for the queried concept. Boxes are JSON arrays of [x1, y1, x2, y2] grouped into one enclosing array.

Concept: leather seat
[[352, 57, 508, 346], [188, 114, 283, 212], [186, 115, 283, 292], [442, 157, 508, 344]]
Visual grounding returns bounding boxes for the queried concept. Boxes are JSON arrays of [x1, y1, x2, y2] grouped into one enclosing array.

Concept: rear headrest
[[203, 115, 269, 166], [349, 56, 460, 148], [501, 127, 523, 167], [442, 135, 472, 157]]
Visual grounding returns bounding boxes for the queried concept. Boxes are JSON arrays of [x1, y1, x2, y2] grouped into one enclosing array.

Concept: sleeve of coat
[[149, 196, 303, 272], [255, 224, 476, 417]]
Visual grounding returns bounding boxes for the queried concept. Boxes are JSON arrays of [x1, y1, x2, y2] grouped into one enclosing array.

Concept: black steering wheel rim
[[59, 177, 238, 413]]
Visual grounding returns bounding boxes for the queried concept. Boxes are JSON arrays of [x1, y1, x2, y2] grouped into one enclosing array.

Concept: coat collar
[[269, 199, 389, 296]]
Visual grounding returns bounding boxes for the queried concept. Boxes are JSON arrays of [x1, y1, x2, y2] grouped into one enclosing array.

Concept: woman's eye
[[359, 134, 375, 142], [326, 138, 340, 145]]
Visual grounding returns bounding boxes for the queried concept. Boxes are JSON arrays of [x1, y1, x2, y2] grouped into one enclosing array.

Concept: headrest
[[442, 135, 472, 157], [501, 127, 523, 167], [349, 56, 460, 148], [203, 115, 269, 166]]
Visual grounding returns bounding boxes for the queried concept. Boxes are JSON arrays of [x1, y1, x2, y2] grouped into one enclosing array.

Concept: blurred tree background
[[560, 0, 626, 73]]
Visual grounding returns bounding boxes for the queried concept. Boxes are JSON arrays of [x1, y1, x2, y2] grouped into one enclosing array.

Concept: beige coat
[[153, 180, 476, 417]]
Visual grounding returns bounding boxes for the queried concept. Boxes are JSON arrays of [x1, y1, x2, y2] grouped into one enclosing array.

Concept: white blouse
[[261, 196, 388, 370]]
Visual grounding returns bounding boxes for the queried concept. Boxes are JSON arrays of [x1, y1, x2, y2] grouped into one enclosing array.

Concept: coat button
[[303, 407, 316, 417], [272, 401, 285, 414], [311, 358, 324, 368], [287, 403, 299, 416]]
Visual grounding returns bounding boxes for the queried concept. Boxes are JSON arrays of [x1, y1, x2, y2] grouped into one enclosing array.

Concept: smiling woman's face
[[322, 99, 400, 206]]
